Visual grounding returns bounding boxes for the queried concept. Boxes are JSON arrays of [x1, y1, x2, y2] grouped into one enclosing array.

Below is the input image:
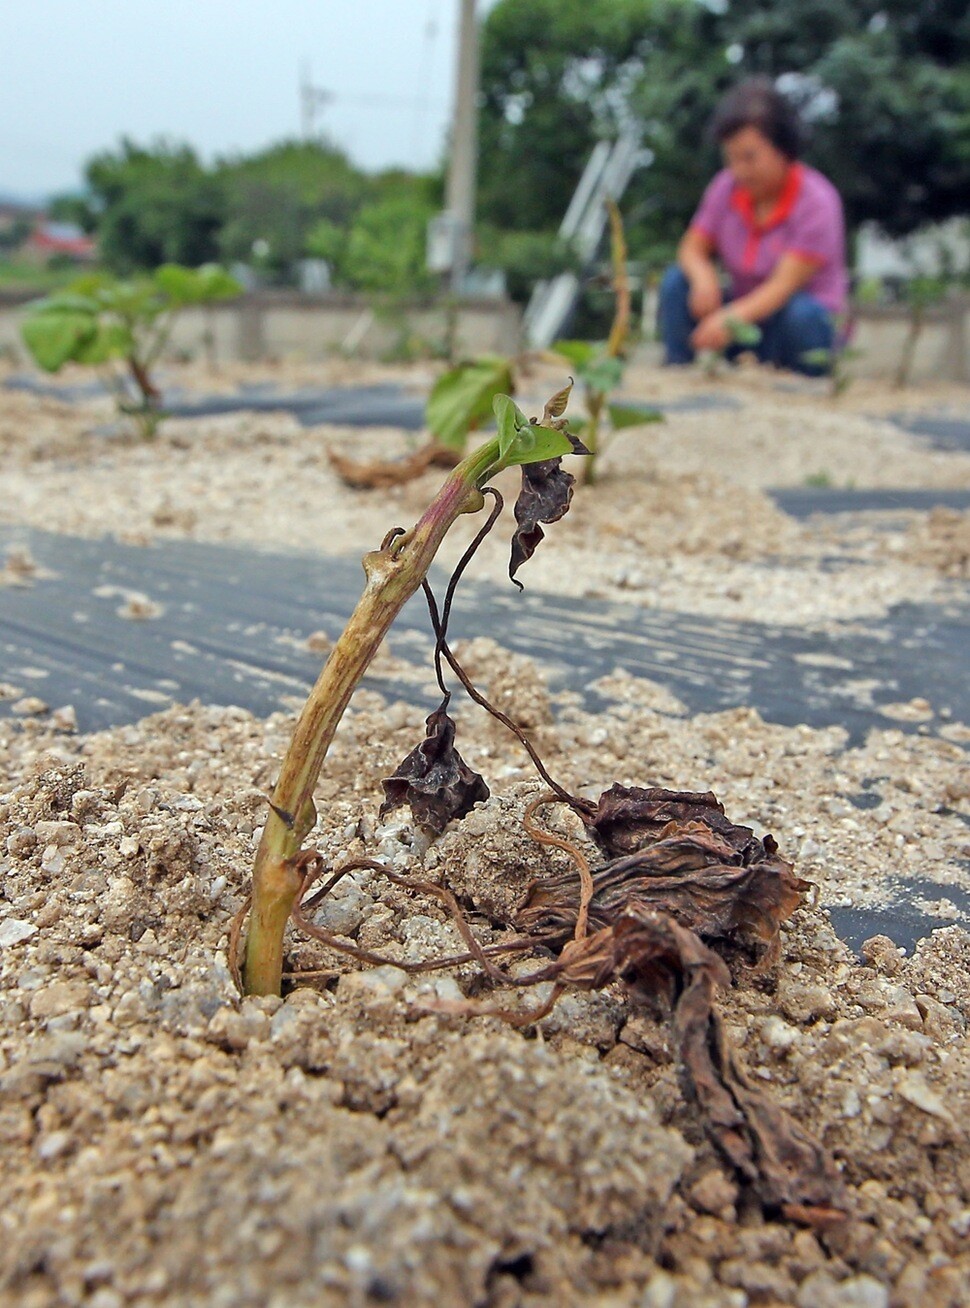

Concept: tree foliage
[[81, 140, 225, 273], [479, 0, 970, 247]]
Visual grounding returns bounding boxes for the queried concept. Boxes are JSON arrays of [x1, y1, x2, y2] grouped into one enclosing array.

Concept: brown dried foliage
[[380, 701, 489, 836], [328, 442, 460, 490]]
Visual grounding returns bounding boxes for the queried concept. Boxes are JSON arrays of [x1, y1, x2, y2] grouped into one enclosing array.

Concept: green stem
[[243, 438, 501, 995], [584, 391, 603, 487]]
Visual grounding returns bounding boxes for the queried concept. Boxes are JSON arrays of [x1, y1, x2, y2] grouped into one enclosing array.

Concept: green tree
[[478, 0, 657, 232], [83, 139, 224, 272], [215, 139, 366, 275], [631, 0, 970, 239], [478, 0, 970, 253]]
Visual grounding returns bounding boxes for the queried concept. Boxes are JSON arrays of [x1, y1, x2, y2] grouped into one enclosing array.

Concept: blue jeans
[[657, 265, 834, 376]]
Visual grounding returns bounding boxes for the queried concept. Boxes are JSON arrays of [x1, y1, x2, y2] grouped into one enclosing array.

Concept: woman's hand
[[690, 309, 731, 352], [688, 268, 723, 320]]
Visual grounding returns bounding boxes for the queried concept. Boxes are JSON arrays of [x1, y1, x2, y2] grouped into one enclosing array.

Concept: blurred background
[[1, 0, 968, 373]]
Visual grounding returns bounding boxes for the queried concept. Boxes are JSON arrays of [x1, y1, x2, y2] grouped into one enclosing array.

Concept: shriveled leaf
[[618, 907, 844, 1217], [380, 703, 489, 836], [608, 402, 664, 430], [508, 457, 575, 588], [541, 377, 573, 425], [426, 356, 514, 451], [327, 442, 457, 490], [546, 905, 845, 1220], [518, 817, 808, 958], [588, 784, 758, 859]]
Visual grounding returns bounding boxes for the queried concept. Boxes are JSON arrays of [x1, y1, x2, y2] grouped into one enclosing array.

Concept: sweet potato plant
[[239, 381, 845, 1226], [328, 202, 661, 490], [21, 264, 241, 439]]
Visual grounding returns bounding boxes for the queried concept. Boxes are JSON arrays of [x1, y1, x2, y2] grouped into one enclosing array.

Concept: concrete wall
[[0, 290, 523, 368], [1, 287, 967, 383]]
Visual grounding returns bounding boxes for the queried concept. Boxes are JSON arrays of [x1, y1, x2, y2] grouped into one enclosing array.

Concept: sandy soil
[[2, 358, 969, 628], [1, 359, 969, 1306]]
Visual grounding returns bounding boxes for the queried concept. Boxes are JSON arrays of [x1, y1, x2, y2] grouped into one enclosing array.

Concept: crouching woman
[[659, 78, 847, 374]]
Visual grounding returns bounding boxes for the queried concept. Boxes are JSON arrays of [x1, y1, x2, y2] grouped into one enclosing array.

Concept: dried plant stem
[[243, 440, 500, 996]]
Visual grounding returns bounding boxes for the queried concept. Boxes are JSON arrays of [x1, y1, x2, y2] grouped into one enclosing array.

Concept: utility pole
[[300, 63, 333, 140], [443, 0, 479, 293]]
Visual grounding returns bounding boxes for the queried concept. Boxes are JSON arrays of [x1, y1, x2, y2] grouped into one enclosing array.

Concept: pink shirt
[[690, 163, 848, 315]]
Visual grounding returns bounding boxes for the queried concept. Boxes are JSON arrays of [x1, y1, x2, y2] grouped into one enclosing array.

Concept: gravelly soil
[[1, 359, 969, 1307]]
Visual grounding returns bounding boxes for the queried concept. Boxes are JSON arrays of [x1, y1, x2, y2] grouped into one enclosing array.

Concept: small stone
[[761, 1015, 800, 1053], [40, 845, 65, 874], [36, 1130, 71, 1161], [640, 1271, 677, 1308], [338, 966, 409, 1001], [779, 982, 836, 1024], [0, 919, 38, 947], [689, 1169, 739, 1215], [897, 1072, 953, 1123], [207, 1006, 270, 1050], [868, 936, 909, 978], [50, 705, 78, 732], [11, 696, 48, 716], [29, 981, 91, 1019], [6, 827, 37, 857], [796, 1272, 888, 1308], [35, 820, 79, 847]]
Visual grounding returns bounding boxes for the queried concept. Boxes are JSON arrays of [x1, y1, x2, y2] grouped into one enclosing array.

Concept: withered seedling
[[239, 378, 846, 1225], [242, 381, 585, 997]]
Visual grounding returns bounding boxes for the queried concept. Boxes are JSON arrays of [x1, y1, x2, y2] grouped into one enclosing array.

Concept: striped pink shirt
[[690, 163, 848, 315]]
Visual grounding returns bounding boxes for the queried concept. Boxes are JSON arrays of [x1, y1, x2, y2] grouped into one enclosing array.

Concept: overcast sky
[[1, 0, 499, 200]]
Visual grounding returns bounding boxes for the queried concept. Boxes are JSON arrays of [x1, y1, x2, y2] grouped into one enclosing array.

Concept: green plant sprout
[[551, 201, 662, 484], [696, 316, 763, 378], [425, 354, 516, 454], [21, 264, 241, 438], [894, 274, 948, 389], [242, 382, 583, 997]]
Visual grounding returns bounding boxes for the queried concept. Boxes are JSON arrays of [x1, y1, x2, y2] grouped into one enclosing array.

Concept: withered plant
[[237, 379, 847, 1225], [243, 382, 583, 998]]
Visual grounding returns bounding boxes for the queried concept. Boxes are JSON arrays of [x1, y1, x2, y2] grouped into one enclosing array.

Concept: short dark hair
[[710, 77, 804, 160]]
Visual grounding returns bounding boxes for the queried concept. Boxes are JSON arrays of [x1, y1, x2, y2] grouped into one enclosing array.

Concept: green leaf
[[502, 425, 575, 467], [493, 393, 531, 461], [154, 262, 241, 305], [21, 310, 98, 371], [75, 320, 131, 364], [608, 402, 664, 430], [552, 339, 598, 370], [800, 348, 833, 367], [492, 393, 574, 467], [725, 317, 762, 347], [582, 355, 624, 394], [426, 356, 514, 450]]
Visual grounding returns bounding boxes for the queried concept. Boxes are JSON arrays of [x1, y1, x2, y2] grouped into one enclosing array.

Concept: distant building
[[21, 219, 96, 264]]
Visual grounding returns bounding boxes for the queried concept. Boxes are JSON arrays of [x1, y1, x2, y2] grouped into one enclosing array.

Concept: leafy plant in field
[[21, 264, 241, 438], [425, 355, 516, 453], [551, 201, 662, 484], [894, 275, 949, 389], [696, 316, 763, 379]]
